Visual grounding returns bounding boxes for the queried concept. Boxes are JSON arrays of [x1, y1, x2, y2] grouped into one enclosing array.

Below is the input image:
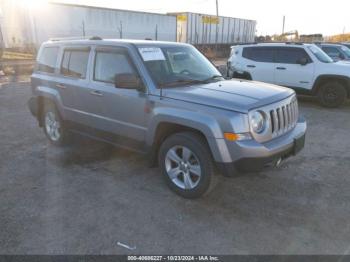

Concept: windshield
[[341, 46, 350, 58], [307, 45, 334, 63], [139, 45, 223, 87]]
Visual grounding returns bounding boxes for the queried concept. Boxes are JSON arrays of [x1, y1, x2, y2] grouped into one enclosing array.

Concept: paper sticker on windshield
[[138, 47, 165, 61]]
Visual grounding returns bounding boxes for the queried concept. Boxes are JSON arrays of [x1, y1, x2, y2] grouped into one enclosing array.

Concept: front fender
[[146, 107, 232, 163]]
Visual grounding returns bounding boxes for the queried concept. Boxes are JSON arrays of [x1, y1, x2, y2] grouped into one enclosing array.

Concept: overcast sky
[[55, 0, 349, 36]]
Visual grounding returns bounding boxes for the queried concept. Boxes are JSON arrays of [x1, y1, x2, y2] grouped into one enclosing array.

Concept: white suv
[[227, 43, 350, 107]]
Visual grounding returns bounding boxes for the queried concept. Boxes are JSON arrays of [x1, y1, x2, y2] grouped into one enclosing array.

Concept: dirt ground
[[1, 82, 350, 254]]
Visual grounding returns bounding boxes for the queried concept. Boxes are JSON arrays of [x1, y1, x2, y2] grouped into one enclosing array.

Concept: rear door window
[[275, 47, 311, 64], [60, 48, 90, 79], [242, 47, 274, 63], [37, 47, 59, 73]]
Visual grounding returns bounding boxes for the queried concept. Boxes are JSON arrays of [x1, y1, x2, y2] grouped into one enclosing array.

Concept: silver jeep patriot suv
[[28, 38, 307, 198]]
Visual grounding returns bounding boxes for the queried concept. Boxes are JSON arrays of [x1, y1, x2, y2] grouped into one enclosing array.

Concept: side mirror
[[339, 53, 345, 60], [297, 57, 309, 66], [331, 56, 339, 62], [115, 73, 142, 90]]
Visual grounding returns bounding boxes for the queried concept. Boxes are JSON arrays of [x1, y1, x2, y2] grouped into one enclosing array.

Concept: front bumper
[[217, 117, 306, 176]]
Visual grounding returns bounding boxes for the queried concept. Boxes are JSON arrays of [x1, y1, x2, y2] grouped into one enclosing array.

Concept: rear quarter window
[[37, 47, 59, 73]]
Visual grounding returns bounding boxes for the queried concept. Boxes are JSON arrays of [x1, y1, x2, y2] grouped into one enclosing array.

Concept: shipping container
[[169, 12, 256, 45], [0, 2, 177, 48]]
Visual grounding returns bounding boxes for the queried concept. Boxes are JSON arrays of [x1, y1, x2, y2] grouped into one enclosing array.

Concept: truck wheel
[[158, 132, 214, 199], [317, 82, 346, 108], [42, 101, 68, 146]]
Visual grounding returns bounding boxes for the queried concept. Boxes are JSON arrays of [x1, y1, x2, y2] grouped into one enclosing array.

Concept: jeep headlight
[[250, 111, 266, 134]]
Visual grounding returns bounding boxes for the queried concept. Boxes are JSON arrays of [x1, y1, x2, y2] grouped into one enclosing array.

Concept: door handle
[[56, 83, 66, 89], [247, 65, 256, 68], [276, 67, 286, 70], [90, 90, 103, 97]]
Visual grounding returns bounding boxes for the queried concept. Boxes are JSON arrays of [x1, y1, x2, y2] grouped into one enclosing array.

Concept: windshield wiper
[[201, 75, 224, 83], [159, 79, 206, 88], [159, 75, 224, 88]]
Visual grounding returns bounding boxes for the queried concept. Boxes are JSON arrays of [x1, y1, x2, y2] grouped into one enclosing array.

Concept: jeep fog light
[[224, 132, 252, 141]]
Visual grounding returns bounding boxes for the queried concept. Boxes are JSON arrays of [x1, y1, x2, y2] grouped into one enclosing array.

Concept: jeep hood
[[162, 79, 295, 113], [322, 61, 350, 75], [335, 60, 350, 66]]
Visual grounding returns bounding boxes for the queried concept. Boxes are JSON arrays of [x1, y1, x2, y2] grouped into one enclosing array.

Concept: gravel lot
[[1, 82, 350, 255]]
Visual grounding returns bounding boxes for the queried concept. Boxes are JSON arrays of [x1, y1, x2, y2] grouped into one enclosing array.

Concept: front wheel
[[317, 82, 347, 108], [158, 132, 214, 199]]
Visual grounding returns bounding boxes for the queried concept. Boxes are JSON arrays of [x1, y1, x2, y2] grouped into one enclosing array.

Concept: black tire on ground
[[226, 68, 232, 79], [42, 100, 68, 146], [317, 81, 347, 108], [158, 132, 214, 199]]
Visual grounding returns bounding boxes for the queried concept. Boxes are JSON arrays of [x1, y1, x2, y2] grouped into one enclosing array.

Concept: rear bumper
[[217, 117, 306, 176]]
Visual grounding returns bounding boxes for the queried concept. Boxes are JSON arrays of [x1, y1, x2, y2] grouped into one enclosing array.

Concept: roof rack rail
[[253, 42, 304, 45], [232, 41, 307, 46], [230, 42, 258, 46], [49, 36, 103, 41], [285, 42, 303, 45], [314, 42, 343, 45]]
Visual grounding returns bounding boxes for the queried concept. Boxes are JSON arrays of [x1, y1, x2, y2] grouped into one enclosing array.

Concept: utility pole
[[155, 24, 158, 40], [118, 21, 123, 39], [282, 15, 285, 35], [216, 0, 219, 18], [82, 20, 85, 37]]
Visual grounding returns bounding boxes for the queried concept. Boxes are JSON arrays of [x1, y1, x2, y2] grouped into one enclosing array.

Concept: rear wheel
[[226, 67, 233, 79], [317, 82, 347, 108], [158, 132, 214, 199], [42, 101, 68, 146]]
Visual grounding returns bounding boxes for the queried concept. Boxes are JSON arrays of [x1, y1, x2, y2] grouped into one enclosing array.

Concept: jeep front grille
[[269, 98, 298, 137], [248, 94, 299, 143]]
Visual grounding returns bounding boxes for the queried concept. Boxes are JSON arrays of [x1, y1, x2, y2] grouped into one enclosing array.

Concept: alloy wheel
[[165, 146, 202, 190], [45, 111, 61, 141]]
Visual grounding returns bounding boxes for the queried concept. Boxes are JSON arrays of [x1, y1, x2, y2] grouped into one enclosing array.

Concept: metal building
[[169, 12, 256, 45]]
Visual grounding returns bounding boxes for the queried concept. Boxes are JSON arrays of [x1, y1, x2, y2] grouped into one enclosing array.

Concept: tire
[[158, 132, 214, 199], [317, 82, 347, 108], [42, 100, 68, 146], [226, 68, 232, 79]]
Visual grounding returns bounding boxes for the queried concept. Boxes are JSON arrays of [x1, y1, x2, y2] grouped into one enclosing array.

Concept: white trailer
[[0, 2, 177, 48], [169, 12, 256, 45]]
